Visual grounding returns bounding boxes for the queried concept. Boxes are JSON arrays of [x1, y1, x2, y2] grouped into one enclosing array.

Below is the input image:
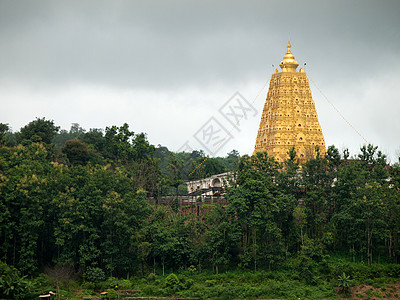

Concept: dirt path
[[337, 282, 400, 299]]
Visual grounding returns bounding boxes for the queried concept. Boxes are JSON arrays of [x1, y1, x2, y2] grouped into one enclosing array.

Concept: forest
[[1, 118, 400, 299]]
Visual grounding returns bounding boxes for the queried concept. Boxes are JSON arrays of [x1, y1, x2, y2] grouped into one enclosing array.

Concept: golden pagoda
[[253, 40, 326, 162]]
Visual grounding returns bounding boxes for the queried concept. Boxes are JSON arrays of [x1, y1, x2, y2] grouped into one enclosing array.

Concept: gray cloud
[[0, 0, 399, 159]]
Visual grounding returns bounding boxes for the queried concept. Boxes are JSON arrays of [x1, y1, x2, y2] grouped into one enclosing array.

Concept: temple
[[253, 40, 326, 163]]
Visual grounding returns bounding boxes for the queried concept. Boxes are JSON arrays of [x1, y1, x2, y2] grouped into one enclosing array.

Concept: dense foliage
[[1, 119, 400, 299]]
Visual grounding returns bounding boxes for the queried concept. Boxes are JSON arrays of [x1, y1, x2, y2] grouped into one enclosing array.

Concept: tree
[[293, 205, 307, 246], [168, 153, 183, 197], [226, 149, 240, 170], [201, 205, 240, 274], [53, 123, 86, 148], [301, 151, 335, 239], [0, 142, 56, 274], [326, 145, 341, 169], [226, 152, 295, 270], [277, 146, 300, 196], [81, 128, 106, 154], [148, 211, 198, 275], [62, 140, 89, 165], [17, 118, 60, 144], [0, 123, 9, 145]]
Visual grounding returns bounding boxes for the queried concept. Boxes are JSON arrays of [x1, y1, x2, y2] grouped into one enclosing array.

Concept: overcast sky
[[1, 0, 399, 161]]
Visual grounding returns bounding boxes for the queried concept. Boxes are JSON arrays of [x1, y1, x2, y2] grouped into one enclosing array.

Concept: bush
[[84, 267, 105, 283], [205, 279, 217, 287], [105, 288, 118, 299], [0, 261, 34, 299], [187, 265, 197, 274], [365, 289, 373, 297], [81, 281, 95, 290], [147, 272, 156, 282], [143, 285, 163, 296], [373, 291, 383, 298], [165, 273, 179, 290], [119, 279, 132, 289], [338, 272, 351, 294], [104, 277, 122, 290]]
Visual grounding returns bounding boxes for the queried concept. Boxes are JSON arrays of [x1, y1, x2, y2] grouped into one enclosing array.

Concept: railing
[[147, 194, 228, 206]]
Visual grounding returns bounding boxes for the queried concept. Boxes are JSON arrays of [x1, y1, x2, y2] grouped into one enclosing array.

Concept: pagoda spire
[[279, 38, 299, 72]]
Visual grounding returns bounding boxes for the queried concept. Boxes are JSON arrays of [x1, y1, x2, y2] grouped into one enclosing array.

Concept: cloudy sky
[[1, 0, 399, 160]]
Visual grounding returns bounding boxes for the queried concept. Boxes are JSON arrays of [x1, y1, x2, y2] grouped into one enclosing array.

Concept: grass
[[26, 256, 400, 299]]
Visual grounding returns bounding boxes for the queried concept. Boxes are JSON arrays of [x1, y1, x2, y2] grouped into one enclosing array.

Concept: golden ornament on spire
[[279, 39, 299, 72]]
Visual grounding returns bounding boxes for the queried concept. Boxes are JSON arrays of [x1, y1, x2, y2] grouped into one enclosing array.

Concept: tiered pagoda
[[254, 40, 326, 163]]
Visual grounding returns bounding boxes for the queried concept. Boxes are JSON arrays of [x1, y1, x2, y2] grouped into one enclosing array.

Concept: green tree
[[277, 146, 300, 196], [0, 142, 58, 273], [293, 205, 307, 246], [0, 123, 10, 145], [301, 150, 335, 240], [226, 152, 295, 270], [53, 123, 86, 148], [17, 118, 60, 144], [202, 205, 240, 273], [62, 140, 89, 165], [81, 128, 106, 153]]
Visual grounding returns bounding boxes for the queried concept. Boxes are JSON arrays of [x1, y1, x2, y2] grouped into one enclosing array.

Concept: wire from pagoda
[[308, 76, 369, 144], [188, 78, 270, 178]]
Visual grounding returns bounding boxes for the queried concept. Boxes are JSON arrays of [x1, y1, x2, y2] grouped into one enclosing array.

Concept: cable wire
[[308, 76, 369, 144]]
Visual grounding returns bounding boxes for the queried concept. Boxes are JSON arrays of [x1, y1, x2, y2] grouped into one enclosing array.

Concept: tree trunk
[[371, 248, 373, 265], [367, 226, 371, 265], [253, 227, 257, 272], [13, 235, 16, 266], [300, 227, 304, 246]]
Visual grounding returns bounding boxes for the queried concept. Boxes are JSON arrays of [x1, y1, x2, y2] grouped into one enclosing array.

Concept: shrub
[[165, 273, 179, 289], [205, 279, 217, 287], [0, 261, 34, 299], [143, 285, 163, 296], [338, 272, 351, 294], [365, 289, 373, 297], [81, 281, 95, 290], [147, 272, 156, 282], [104, 277, 122, 290], [119, 279, 132, 289], [105, 288, 118, 299], [178, 278, 194, 290], [187, 265, 197, 274], [84, 267, 105, 283], [373, 291, 383, 298]]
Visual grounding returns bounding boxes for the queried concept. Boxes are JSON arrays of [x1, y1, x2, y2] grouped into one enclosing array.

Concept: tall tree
[[17, 118, 60, 145]]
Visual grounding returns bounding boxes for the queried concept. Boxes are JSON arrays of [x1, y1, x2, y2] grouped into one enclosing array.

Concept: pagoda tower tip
[[279, 38, 299, 72]]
